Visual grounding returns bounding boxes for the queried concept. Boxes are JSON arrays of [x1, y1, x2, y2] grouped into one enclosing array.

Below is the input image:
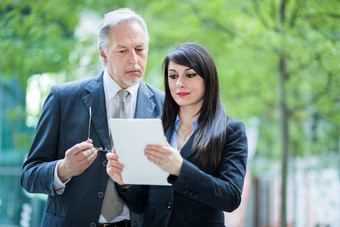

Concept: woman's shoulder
[[226, 116, 246, 135]]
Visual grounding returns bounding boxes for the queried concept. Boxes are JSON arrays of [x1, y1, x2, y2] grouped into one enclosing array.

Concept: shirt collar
[[174, 115, 199, 132], [103, 69, 140, 99]]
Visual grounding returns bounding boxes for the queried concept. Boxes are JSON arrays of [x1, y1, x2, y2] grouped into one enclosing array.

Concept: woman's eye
[[187, 73, 197, 78], [169, 75, 177, 79]]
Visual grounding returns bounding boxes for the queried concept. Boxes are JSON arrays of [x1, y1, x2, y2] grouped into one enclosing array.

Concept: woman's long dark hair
[[162, 42, 228, 170]]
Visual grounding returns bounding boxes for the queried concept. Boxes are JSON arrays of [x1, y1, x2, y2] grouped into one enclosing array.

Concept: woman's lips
[[177, 92, 190, 97]]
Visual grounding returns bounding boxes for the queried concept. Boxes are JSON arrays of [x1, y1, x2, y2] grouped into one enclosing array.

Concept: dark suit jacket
[[21, 72, 164, 227], [119, 117, 248, 227]]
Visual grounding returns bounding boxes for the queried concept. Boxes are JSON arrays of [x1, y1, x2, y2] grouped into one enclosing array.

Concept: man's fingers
[[67, 141, 94, 156]]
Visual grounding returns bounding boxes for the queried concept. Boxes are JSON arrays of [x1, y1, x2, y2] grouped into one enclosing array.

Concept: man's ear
[[99, 46, 107, 63]]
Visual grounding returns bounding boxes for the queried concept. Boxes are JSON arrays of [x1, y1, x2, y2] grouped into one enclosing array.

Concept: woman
[[107, 42, 248, 227]]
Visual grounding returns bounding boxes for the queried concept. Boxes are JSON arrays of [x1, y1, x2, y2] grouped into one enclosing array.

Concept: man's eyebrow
[[135, 43, 146, 48], [116, 44, 146, 49], [116, 45, 128, 49]]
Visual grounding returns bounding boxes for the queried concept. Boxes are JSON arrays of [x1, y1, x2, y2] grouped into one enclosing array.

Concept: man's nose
[[128, 50, 138, 65]]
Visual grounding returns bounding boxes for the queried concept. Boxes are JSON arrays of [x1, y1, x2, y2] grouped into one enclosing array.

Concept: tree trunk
[[279, 1, 289, 225], [279, 56, 289, 227]]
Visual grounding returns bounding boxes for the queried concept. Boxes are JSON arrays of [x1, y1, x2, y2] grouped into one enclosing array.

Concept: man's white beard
[[122, 76, 142, 87]]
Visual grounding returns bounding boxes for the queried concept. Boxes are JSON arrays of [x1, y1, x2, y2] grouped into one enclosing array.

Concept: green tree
[[252, 1, 340, 225], [135, 0, 340, 225], [1, 0, 91, 150]]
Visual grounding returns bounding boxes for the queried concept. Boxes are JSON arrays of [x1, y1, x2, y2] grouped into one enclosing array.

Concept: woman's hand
[[106, 147, 125, 185], [144, 139, 183, 176]]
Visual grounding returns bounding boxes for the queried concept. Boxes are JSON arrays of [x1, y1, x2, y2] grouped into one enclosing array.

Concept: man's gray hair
[[98, 8, 149, 54]]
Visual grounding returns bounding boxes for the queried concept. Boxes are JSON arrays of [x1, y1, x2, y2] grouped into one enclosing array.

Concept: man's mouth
[[126, 69, 140, 73]]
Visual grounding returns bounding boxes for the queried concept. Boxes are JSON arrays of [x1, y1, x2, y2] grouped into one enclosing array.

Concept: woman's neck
[[178, 107, 198, 128]]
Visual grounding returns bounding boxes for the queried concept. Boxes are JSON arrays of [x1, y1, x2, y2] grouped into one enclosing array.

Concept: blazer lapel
[[135, 82, 156, 118], [82, 72, 111, 149], [180, 134, 195, 160]]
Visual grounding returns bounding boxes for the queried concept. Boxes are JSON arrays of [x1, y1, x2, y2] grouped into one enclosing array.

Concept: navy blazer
[[21, 72, 164, 227], [119, 117, 248, 227]]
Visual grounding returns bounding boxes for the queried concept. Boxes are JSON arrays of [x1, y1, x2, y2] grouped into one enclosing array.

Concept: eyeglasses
[[87, 106, 110, 153]]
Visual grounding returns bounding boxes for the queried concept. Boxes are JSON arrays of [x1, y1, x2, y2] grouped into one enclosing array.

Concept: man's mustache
[[125, 64, 142, 73]]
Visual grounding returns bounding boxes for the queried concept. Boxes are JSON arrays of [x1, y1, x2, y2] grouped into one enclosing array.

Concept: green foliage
[[1, 0, 339, 162], [0, 0, 81, 89]]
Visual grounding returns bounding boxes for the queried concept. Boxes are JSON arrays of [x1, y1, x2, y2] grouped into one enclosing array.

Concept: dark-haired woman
[[107, 42, 248, 227]]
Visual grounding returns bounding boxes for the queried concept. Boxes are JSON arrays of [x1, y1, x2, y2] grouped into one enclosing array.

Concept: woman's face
[[167, 61, 206, 111]]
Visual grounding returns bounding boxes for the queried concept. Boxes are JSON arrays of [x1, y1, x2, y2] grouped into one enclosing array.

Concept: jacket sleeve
[[168, 119, 248, 212], [116, 184, 149, 214], [21, 86, 61, 196]]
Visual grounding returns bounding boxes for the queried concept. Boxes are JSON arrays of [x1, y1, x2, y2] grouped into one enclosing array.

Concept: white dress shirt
[[53, 69, 140, 223]]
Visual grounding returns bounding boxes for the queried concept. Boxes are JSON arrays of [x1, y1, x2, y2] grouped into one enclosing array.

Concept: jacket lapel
[[179, 134, 195, 160], [135, 82, 156, 118], [82, 72, 111, 149]]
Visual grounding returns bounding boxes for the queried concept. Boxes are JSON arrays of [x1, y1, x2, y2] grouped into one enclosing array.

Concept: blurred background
[[0, 0, 339, 226]]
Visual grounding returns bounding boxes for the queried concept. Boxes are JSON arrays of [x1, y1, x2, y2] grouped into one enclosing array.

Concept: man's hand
[[57, 139, 97, 183], [106, 147, 125, 185]]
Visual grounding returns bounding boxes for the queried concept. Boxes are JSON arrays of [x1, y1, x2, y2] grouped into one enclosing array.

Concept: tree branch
[[252, 0, 270, 28], [270, 0, 280, 31], [186, 1, 235, 37], [289, 0, 304, 28], [310, 12, 340, 20], [293, 71, 333, 112]]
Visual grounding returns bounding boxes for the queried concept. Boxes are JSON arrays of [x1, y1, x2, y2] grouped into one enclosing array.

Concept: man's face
[[100, 21, 148, 89]]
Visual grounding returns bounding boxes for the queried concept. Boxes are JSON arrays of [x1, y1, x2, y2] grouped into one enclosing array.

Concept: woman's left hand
[[144, 139, 183, 176]]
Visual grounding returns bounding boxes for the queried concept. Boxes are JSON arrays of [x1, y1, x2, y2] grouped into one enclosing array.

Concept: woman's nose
[[176, 77, 184, 87]]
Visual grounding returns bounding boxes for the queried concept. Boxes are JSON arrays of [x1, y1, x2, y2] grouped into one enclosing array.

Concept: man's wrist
[[57, 160, 71, 183]]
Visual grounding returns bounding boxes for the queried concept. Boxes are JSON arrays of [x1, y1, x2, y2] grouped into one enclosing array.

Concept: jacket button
[[103, 160, 108, 166], [90, 222, 96, 227], [98, 192, 104, 198], [167, 202, 173, 209], [192, 193, 198, 199], [183, 189, 189, 194]]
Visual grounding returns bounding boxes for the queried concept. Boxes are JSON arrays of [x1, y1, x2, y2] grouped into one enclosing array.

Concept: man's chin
[[123, 77, 142, 87]]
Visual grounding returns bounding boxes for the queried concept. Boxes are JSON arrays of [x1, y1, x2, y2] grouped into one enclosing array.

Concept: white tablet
[[109, 118, 171, 185]]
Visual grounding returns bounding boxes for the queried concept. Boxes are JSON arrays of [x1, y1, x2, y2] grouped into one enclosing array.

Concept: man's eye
[[136, 48, 144, 52], [187, 73, 197, 78], [169, 75, 177, 79], [118, 50, 126, 53]]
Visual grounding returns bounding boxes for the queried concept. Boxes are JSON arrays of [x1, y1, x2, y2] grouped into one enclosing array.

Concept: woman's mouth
[[177, 92, 190, 97]]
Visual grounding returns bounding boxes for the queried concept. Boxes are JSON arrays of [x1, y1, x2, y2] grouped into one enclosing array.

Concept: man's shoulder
[[53, 77, 92, 91], [142, 82, 164, 98], [51, 74, 102, 95]]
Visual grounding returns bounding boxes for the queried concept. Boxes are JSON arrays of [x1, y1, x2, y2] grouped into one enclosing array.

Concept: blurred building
[[0, 79, 44, 227]]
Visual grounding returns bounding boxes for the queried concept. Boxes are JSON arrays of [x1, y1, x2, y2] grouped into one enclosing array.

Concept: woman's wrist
[[117, 184, 131, 192]]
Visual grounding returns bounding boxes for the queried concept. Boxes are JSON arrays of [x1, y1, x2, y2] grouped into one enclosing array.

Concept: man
[[21, 8, 164, 227]]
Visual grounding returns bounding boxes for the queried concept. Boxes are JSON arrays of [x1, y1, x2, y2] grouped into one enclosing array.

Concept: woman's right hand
[[106, 147, 125, 185]]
